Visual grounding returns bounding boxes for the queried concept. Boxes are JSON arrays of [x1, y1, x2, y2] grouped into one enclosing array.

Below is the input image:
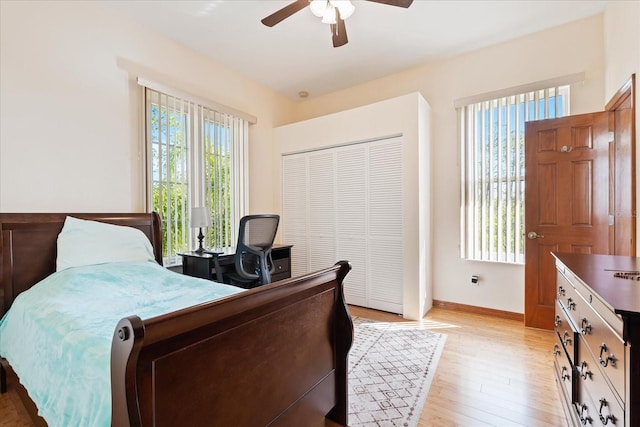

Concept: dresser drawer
[[577, 337, 625, 419], [575, 370, 624, 427], [555, 300, 577, 363], [554, 355, 576, 404], [557, 270, 583, 326], [578, 303, 625, 399], [569, 269, 624, 339]]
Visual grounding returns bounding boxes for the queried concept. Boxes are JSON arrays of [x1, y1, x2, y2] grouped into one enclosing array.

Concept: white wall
[[0, 0, 293, 213], [287, 14, 606, 314], [273, 93, 431, 319]]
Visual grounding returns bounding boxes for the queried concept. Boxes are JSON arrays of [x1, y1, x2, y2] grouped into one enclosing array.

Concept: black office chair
[[222, 214, 280, 289]]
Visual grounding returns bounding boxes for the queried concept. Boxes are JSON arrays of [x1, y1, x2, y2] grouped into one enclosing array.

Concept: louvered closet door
[[282, 154, 309, 277], [308, 151, 336, 271], [281, 136, 404, 314], [335, 144, 367, 307], [368, 139, 403, 313]]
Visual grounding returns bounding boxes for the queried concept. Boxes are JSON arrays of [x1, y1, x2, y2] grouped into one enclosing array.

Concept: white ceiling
[[101, 0, 607, 100]]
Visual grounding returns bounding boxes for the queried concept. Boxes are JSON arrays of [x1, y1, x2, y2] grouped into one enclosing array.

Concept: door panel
[[572, 161, 592, 225], [525, 112, 611, 329], [538, 163, 557, 224]]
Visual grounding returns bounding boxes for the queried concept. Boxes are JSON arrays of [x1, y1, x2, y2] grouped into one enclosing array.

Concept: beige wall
[[0, 0, 293, 213], [289, 14, 606, 314], [603, 0, 640, 251], [2, 1, 635, 316]]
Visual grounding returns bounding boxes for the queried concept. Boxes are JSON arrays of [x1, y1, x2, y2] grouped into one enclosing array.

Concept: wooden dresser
[[553, 253, 640, 426]]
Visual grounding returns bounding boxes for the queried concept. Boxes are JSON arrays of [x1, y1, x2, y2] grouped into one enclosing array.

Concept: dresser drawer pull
[[579, 404, 593, 425], [555, 315, 562, 327], [562, 331, 572, 347], [553, 344, 561, 356], [598, 398, 616, 425], [558, 285, 566, 296], [599, 343, 617, 367], [580, 318, 592, 335], [561, 366, 571, 381], [566, 297, 576, 310], [579, 361, 592, 380]]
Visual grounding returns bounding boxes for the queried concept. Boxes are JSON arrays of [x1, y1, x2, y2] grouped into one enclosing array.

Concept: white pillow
[[56, 216, 156, 271]]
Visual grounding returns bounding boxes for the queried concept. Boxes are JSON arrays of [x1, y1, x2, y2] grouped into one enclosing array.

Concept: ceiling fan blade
[[261, 0, 309, 27], [365, 0, 414, 7], [331, 15, 348, 48]]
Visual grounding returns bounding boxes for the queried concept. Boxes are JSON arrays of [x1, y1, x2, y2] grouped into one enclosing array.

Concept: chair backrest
[[235, 214, 280, 284]]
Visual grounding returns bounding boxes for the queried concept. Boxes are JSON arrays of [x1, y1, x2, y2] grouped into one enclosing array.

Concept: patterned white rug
[[348, 317, 447, 427]]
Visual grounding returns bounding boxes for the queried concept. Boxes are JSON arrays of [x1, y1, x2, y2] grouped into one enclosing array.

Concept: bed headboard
[[0, 212, 162, 316]]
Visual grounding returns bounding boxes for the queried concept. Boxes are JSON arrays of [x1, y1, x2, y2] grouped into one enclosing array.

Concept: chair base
[[226, 275, 263, 289]]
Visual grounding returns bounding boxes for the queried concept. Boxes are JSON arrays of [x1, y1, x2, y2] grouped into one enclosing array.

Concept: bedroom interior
[[1, 0, 639, 426], [0, 213, 353, 426]]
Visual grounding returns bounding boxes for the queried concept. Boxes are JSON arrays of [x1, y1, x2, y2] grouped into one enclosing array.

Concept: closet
[[273, 92, 432, 319], [282, 136, 404, 314]]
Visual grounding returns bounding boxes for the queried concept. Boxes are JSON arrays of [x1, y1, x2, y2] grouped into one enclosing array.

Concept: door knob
[[527, 231, 544, 239]]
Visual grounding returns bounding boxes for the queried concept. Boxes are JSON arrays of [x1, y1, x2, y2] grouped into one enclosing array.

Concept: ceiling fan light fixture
[[309, 0, 327, 17], [331, 0, 355, 20], [311, 0, 354, 23], [321, 5, 337, 24]]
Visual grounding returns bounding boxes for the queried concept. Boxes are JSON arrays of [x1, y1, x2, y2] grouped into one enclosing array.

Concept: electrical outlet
[[471, 275, 479, 286]]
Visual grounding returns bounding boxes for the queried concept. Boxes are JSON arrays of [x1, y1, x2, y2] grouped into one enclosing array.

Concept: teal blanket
[[0, 261, 244, 426]]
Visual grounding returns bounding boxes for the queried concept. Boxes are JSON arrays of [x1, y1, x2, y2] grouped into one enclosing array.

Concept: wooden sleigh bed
[[0, 212, 353, 426]]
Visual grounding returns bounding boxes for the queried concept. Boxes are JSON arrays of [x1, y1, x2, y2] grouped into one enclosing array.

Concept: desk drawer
[[273, 258, 290, 275], [271, 258, 291, 283]]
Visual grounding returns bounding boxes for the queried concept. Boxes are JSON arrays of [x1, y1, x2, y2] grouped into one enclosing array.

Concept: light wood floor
[[1, 306, 566, 427], [348, 306, 566, 427]]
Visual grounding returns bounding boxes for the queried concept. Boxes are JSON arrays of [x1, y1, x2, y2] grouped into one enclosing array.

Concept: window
[[142, 84, 250, 265], [460, 85, 570, 263]]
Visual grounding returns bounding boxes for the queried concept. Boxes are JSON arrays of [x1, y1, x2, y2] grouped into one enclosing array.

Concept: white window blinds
[[141, 83, 249, 265], [460, 85, 570, 263]]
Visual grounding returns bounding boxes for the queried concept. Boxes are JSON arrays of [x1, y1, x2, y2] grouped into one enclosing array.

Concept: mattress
[[0, 260, 244, 427]]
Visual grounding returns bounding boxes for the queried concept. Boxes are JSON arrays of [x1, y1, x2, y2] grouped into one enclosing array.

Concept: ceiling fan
[[261, 0, 414, 48]]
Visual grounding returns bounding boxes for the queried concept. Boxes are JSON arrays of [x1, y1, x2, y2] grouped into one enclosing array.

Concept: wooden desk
[[179, 244, 292, 284]]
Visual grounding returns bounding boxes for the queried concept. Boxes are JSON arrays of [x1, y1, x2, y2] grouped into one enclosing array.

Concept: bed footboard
[[111, 261, 352, 427]]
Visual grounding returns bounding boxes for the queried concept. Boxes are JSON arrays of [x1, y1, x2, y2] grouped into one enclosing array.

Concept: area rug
[[348, 317, 447, 427]]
